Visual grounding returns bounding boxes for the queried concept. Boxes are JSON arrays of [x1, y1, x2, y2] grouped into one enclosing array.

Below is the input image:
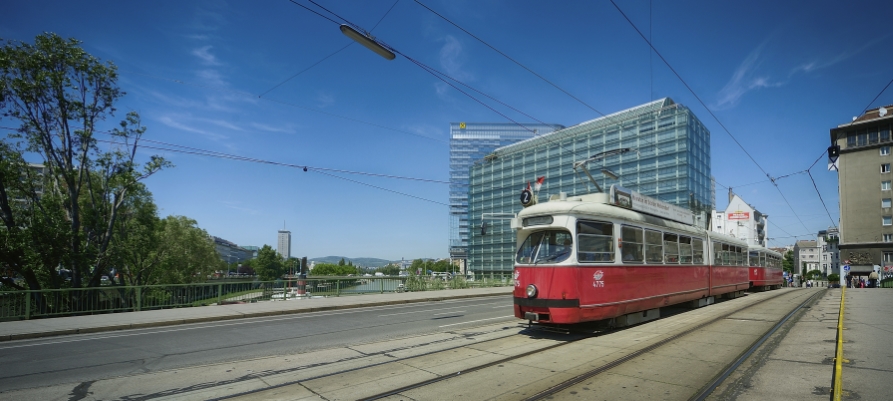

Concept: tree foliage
[[254, 245, 284, 281], [311, 263, 358, 276], [0, 33, 171, 291], [782, 250, 794, 273]]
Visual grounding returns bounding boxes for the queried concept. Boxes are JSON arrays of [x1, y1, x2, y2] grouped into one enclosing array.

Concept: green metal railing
[[0, 274, 512, 321]]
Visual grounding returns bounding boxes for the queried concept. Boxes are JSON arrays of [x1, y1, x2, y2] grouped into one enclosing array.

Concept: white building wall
[[277, 230, 291, 260]]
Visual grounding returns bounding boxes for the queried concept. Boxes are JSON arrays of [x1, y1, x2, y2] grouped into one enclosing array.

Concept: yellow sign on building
[[459, 122, 466, 129]]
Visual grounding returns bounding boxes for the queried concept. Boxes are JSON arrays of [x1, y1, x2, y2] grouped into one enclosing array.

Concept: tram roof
[[519, 192, 749, 246]]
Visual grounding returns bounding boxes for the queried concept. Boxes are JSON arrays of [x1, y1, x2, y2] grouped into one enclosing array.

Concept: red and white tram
[[746, 246, 784, 290], [512, 185, 770, 327]]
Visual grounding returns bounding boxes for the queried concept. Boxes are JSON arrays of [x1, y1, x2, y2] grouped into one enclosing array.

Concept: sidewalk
[[710, 287, 893, 400], [840, 287, 893, 400], [0, 287, 513, 342]]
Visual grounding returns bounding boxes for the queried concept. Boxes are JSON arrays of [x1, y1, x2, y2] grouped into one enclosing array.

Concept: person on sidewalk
[[868, 270, 879, 288]]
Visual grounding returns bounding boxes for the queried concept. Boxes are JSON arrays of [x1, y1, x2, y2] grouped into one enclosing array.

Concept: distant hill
[[310, 256, 393, 268]]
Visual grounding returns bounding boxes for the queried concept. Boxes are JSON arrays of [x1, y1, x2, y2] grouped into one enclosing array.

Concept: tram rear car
[[747, 247, 784, 290]]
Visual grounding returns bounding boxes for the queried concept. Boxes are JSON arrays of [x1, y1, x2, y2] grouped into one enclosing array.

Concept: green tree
[[376, 264, 401, 276], [311, 263, 358, 276], [152, 216, 220, 284], [254, 245, 284, 281], [0, 34, 170, 291], [805, 269, 823, 280], [782, 250, 794, 273]]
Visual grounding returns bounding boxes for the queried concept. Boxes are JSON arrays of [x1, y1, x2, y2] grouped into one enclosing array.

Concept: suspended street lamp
[[340, 24, 395, 60]]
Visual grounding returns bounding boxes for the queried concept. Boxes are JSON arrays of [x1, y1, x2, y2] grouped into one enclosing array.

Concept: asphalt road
[[0, 295, 515, 393]]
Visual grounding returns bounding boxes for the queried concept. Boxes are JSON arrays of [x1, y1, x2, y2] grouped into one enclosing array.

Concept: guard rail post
[[217, 283, 223, 305], [136, 286, 142, 311], [24, 291, 31, 320]]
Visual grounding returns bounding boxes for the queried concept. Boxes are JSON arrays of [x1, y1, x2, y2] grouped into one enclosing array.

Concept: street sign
[[843, 264, 850, 272]]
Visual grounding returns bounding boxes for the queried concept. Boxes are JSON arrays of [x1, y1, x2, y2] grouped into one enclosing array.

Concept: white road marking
[[434, 311, 466, 316], [438, 316, 515, 328], [378, 306, 468, 317]]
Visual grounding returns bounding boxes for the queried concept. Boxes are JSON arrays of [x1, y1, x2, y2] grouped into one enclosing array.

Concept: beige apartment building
[[830, 104, 893, 274]]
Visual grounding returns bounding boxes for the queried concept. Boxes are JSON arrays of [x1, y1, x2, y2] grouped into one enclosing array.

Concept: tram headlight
[[526, 284, 538, 298]]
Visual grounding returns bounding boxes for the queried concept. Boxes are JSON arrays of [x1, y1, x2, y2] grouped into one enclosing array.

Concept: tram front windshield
[[516, 230, 573, 264]]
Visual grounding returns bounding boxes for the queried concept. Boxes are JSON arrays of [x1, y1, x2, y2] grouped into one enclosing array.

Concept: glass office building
[[467, 98, 712, 275], [449, 122, 564, 262]]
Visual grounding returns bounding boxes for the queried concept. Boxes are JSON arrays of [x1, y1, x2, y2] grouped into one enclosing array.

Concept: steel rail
[[688, 289, 825, 400], [212, 327, 556, 401], [522, 289, 805, 401]]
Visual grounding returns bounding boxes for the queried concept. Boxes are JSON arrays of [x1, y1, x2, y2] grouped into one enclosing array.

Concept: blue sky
[[2, 0, 891, 260]]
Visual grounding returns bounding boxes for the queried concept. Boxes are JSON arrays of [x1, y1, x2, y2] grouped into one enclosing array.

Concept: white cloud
[[715, 44, 783, 109], [250, 123, 297, 135], [196, 69, 228, 87], [439, 35, 473, 82], [157, 115, 227, 140], [220, 201, 259, 215], [316, 92, 335, 108], [191, 45, 221, 66]]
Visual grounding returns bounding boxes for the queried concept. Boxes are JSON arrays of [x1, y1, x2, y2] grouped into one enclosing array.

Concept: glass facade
[[449, 122, 564, 260], [467, 98, 712, 274]]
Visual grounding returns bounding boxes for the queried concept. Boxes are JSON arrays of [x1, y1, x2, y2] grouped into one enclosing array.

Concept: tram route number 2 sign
[[520, 189, 533, 207]]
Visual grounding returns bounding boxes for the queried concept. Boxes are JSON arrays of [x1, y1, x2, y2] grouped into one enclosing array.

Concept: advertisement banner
[[728, 211, 750, 220]]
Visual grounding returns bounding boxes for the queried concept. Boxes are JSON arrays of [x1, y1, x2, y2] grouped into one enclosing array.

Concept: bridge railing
[[0, 274, 512, 321]]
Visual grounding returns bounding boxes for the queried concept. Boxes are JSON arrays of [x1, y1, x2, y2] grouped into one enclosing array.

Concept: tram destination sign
[[610, 185, 694, 225]]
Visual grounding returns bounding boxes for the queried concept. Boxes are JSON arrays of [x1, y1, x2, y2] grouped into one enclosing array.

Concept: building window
[[884, 181, 892, 191], [883, 146, 891, 156], [885, 234, 893, 243], [885, 252, 893, 263], [884, 216, 893, 226], [883, 163, 891, 173], [884, 199, 892, 208]]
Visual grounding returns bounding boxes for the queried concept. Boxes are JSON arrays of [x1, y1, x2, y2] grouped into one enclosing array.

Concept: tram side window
[[713, 242, 723, 265], [678, 236, 693, 264], [735, 247, 744, 265], [664, 233, 679, 264], [577, 221, 614, 263], [722, 243, 731, 265], [692, 238, 704, 264], [749, 251, 759, 266], [760, 253, 767, 267], [645, 230, 663, 263], [621, 226, 644, 263]]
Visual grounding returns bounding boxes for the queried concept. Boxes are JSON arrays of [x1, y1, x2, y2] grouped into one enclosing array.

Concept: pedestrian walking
[[868, 271, 879, 288]]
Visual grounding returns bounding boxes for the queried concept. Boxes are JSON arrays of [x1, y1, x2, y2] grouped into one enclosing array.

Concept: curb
[[2, 290, 512, 342]]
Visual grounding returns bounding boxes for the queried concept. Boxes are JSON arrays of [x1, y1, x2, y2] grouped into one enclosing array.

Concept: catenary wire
[[806, 149, 838, 228], [92, 135, 450, 184], [94, 138, 449, 205], [0, 125, 448, 184], [287, 0, 601, 163], [117, 70, 448, 144], [258, 0, 399, 98], [609, 0, 814, 235], [412, 0, 610, 118], [858, 76, 893, 117]]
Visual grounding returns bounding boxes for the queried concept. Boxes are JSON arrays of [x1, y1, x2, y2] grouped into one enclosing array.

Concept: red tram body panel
[[511, 187, 777, 326]]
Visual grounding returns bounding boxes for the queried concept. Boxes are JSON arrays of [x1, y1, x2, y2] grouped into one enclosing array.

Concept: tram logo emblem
[[514, 269, 521, 287], [593, 270, 605, 288]]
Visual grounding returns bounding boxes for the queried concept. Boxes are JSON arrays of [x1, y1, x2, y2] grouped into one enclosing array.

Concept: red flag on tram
[[534, 176, 545, 191]]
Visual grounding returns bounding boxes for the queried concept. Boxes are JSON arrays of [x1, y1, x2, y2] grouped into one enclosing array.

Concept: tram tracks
[[521, 289, 823, 401], [345, 289, 821, 401], [204, 289, 821, 400]]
